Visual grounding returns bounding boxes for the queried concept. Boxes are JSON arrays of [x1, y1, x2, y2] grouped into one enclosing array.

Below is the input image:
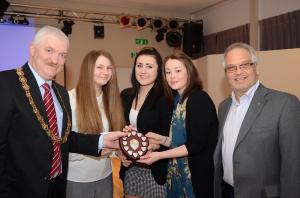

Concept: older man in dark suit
[[213, 42, 300, 198], [0, 25, 125, 198]]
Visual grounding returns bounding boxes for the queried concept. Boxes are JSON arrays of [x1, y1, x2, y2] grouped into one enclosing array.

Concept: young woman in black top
[[119, 47, 172, 198], [138, 52, 218, 198]]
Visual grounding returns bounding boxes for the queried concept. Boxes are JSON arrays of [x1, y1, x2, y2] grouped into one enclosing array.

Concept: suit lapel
[[22, 64, 49, 124], [219, 99, 232, 135], [234, 84, 269, 149]]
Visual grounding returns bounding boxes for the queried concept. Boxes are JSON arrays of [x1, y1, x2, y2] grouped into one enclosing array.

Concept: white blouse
[[67, 89, 112, 182], [129, 108, 139, 129]]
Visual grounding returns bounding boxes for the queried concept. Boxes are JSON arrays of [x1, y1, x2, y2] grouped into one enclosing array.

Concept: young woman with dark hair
[[138, 51, 218, 198], [120, 47, 172, 198]]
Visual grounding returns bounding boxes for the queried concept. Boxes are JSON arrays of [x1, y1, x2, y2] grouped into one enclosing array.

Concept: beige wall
[[30, 18, 174, 90], [193, 57, 208, 91], [193, 0, 300, 35], [116, 68, 132, 91], [65, 22, 173, 90], [258, 48, 300, 98], [196, 48, 300, 108], [193, 0, 250, 35], [259, 0, 300, 19]]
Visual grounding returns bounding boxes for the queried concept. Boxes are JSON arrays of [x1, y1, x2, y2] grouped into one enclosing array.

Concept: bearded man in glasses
[[213, 42, 300, 198]]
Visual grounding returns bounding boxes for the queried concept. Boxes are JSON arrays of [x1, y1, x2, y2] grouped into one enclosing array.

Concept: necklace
[[16, 68, 71, 144]]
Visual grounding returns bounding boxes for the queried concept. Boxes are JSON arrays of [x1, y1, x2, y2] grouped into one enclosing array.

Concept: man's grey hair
[[32, 25, 69, 48], [222, 42, 258, 67]]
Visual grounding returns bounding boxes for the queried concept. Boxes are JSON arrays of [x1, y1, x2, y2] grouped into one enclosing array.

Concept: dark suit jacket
[[184, 89, 218, 198], [0, 64, 100, 198], [119, 87, 173, 185], [213, 84, 300, 198]]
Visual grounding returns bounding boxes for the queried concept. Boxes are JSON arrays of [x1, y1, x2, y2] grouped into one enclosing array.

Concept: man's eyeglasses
[[225, 62, 256, 73]]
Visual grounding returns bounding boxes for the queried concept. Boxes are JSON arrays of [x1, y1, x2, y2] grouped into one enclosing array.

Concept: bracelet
[[163, 136, 168, 145]]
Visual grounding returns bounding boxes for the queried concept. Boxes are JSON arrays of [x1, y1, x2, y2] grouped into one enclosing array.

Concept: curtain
[[216, 24, 249, 53], [202, 24, 249, 56], [260, 9, 300, 50], [203, 33, 217, 55]]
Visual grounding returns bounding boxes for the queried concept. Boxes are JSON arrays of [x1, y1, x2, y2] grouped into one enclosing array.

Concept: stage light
[[0, 0, 10, 16], [6, 15, 29, 25], [155, 28, 167, 42], [9, 15, 18, 24], [151, 18, 165, 30], [119, 15, 133, 28], [23, 17, 29, 25], [18, 16, 29, 25], [61, 19, 75, 36], [166, 31, 182, 47], [168, 19, 179, 29], [94, 24, 104, 39], [135, 17, 148, 30], [0, 16, 6, 23]]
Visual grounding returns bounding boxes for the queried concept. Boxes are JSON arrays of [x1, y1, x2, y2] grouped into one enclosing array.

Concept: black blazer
[[184, 89, 218, 198], [120, 87, 172, 185], [0, 64, 100, 198]]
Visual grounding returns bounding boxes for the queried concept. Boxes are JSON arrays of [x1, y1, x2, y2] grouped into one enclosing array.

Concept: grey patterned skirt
[[124, 166, 166, 198]]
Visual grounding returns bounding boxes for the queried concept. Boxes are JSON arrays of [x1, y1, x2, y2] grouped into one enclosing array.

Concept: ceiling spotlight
[[155, 28, 167, 42], [20, 18, 29, 25], [94, 24, 104, 39], [168, 19, 179, 29], [136, 17, 148, 30], [7, 15, 29, 25], [61, 19, 75, 36], [151, 18, 165, 30], [0, 0, 10, 16], [18, 16, 29, 25], [119, 15, 133, 28], [166, 31, 182, 48], [0, 16, 6, 23], [9, 15, 18, 24]]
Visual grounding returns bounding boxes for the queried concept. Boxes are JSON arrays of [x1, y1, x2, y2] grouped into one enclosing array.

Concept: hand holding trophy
[[119, 130, 149, 160]]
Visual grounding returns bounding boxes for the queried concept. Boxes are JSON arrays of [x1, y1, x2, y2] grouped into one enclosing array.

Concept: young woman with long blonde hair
[[66, 50, 124, 198]]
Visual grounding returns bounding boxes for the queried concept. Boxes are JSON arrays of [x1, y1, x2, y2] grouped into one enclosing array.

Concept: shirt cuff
[[98, 135, 103, 153]]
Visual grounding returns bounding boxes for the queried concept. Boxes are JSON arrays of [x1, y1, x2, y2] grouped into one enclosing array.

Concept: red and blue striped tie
[[42, 83, 62, 179]]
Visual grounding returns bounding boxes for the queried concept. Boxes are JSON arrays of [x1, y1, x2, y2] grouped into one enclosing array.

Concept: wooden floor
[[111, 157, 124, 198]]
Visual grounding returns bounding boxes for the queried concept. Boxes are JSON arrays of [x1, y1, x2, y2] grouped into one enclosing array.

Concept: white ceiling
[[66, 0, 225, 15], [11, 0, 227, 18], [70, 0, 227, 15]]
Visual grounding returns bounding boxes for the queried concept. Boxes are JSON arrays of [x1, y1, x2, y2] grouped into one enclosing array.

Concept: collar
[[231, 80, 260, 105], [28, 62, 52, 88]]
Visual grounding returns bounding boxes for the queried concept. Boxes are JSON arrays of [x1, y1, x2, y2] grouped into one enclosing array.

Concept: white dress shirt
[[222, 81, 260, 186]]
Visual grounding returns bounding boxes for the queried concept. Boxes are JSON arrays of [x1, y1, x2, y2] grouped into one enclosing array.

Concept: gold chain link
[[16, 68, 71, 144]]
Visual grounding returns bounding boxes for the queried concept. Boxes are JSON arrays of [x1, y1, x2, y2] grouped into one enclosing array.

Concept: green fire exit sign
[[135, 38, 148, 45]]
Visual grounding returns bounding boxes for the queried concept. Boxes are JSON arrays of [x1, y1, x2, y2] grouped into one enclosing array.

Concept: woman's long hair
[[130, 47, 164, 108], [75, 50, 124, 134], [162, 51, 203, 104]]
